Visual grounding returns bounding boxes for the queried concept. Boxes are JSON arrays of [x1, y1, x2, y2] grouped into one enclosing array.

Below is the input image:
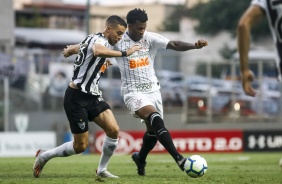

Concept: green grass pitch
[[0, 153, 281, 184]]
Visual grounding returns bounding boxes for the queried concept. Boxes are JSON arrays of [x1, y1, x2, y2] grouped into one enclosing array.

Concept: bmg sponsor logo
[[129, 57, 149, 69]]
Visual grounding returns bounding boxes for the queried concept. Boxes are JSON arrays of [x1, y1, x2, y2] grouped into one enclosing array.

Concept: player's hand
[[63, 44, 79, 58], [195, 39, 208, 49], [63, 45, 72, 58], [126, 44, 141, 56], [241, 70, 256, 97], [105, 59, 113, 67]]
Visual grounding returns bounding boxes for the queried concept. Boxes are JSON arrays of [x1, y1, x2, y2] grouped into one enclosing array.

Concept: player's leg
[[124, 92, 157, 169], [33, 132, 87, 178], [137, 92, 162, 164], [125, 92, 184, 173], [138, 124, 158, 163], [33, 86, 89, 178], [39, 132, 87, 160], [135, 94, 186, 170], [89, 101, 119, 178], [132, 123, 157, 175]]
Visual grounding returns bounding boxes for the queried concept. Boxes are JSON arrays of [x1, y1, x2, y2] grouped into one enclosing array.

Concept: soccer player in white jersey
[[32, 15, 140, 179], [237, 0, 282, 169], [111, 8, 208, 175]]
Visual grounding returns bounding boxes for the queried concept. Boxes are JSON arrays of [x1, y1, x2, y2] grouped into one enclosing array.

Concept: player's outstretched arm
[[63, 44, 80, 58], [93, 44, 140, 57], [237, 5, 264, 97], [166, 39, 208, 51]]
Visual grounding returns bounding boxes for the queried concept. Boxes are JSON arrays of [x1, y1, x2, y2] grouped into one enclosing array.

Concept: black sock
[[138, 131, 157, 163], [147, 112, 183, 163]]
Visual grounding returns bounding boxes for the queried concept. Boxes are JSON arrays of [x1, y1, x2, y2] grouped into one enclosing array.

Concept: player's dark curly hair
[[106, 15, 127, 28], [126, 8, 148, 24]]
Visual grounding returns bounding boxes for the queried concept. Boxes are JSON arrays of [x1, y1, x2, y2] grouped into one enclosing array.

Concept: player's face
[[107, 24, 126, 45], [128, 20, 147, 42]]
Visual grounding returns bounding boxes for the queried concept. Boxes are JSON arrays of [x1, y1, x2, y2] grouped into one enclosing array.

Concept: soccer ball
[[184, 155, 208, 178]]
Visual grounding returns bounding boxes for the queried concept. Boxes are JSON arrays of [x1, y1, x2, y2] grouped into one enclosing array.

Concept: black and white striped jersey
[[252, 0, 282, 79], [72, 33, 109, 96]]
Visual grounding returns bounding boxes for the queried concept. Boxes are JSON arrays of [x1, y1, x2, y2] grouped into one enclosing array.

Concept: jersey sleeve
[[148, 32, 170, 49], [95, 36, 108, 47], [251, 0, 267, 11]]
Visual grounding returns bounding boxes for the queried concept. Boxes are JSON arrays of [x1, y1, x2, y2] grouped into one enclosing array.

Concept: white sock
[[97, 136, 118, 174], [41, 141, 76, 161]]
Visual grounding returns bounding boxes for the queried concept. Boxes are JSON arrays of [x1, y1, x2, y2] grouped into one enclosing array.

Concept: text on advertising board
[[94, 130, 243, 154]]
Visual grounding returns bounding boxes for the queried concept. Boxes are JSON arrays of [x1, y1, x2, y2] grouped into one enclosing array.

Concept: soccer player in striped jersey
[[110, 8, 208, 175], [237, 0, 282, 170], [237, 0, 282, 96], [32, 15, 140, 179]]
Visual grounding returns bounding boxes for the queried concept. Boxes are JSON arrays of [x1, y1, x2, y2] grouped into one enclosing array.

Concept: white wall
[[0, 0, 14, 53]]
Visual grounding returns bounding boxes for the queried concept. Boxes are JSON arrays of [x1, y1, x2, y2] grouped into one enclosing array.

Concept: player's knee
[[105, 126, 119, 139], [147, 131, 156, 136], [73, 141, 88, 153], [147, 112, 163, 126]]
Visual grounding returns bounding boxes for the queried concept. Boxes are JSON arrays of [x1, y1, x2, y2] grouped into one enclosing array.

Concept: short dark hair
[[106, 15, 127, 28], [126, 8, 148, 24]]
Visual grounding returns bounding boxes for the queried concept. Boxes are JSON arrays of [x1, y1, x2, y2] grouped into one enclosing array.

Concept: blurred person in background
[[32, 15, 140, 179], [48, 71, 69, 110], [237, 0, 282, 96], [237, 0, 282, 168], [111, 8, 208, 175], [49, 71, 68, 97]]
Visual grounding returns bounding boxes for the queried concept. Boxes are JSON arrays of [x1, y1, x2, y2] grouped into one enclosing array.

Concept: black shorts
[[63, 86, 111, 134]]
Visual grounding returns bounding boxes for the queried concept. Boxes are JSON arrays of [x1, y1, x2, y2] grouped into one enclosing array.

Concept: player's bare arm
[[93, 43, 141, 57], [63, 44, 80, 58], [237, 5, 264, 97], [166, 39, 208, 51]]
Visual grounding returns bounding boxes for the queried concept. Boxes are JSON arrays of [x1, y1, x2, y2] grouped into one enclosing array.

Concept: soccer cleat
[[96, 170, 119, 178], [178, 157, 186, 171], [131, 152, 146, 176], [32, 149, 47, 178]]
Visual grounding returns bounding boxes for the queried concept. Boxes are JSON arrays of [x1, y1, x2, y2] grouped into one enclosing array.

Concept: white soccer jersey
[[72, 33, 110, 95], [112, 31, 170, 95], [252, 0, 282, 79]]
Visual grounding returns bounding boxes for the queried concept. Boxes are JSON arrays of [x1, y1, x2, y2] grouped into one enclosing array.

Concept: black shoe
[[131, 152, 146, 176], [178, 158, 186, 171]]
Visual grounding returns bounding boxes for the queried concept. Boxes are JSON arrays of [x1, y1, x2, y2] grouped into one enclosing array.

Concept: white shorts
[[124, 90, 164, 120]]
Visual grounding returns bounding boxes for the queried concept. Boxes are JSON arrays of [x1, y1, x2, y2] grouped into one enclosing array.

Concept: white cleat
[[32, 149, 47, 178], [96, 170, 119, 178]]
